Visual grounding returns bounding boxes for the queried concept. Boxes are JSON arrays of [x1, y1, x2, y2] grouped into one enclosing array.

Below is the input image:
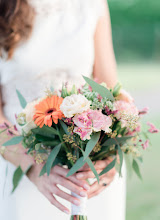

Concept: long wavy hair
[[0, 0, 35, 59]]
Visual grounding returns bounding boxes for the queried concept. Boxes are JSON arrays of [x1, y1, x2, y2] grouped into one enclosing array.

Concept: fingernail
[[64, 210, 70, 215], [76, 173, 84, 179], [80, 191, 87, 197], [83, 184, 90, 191], [73, 200, 81, 206]]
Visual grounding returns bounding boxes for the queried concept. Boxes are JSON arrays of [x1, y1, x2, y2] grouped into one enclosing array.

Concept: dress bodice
[[0, 0, 106, 124]]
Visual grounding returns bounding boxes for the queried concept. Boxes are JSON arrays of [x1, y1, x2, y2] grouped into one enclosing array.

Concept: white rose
[[60, 94, 91, 118], [23, 98, 42, 122]]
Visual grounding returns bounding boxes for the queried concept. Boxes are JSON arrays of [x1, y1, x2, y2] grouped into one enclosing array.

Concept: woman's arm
[[0, 92, 34, 172], [0, 89, 90, 214], [93, 0, 117, 88]]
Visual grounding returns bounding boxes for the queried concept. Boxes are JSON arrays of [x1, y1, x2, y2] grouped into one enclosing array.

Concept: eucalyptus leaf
[[16, 89, 27, 109], [137, 156, 143, 163], [86, 158, 99, 183], [83, 76, 114, 101], [132, 159, 142, 180], [83, 132, 100, 160], [46, 144, 61, 176], [42, 140, 61, 146], [102, 136, 133, 147], [66, 157, 86, 177], [117, 145, 123, 176], [3, 136, 23, 146], [39, 158, 60, 177], [32, 125, 58, 137], [59, 120, 69, 135], [39, 164, 47, 177], [12, 165, 32, 193], [99, 158, 116, 176]]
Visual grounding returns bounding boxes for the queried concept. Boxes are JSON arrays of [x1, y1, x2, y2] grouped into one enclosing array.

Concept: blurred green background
[[107, 0, 160, 219], [108, 0, 160, 62]]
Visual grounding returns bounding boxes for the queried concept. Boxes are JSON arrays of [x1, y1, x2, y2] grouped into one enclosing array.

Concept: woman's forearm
[[0, 115, 34, 172]]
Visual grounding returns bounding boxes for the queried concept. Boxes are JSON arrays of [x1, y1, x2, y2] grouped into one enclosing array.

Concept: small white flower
[[18, 98, 43, 134], [60, 94, 91, 118]]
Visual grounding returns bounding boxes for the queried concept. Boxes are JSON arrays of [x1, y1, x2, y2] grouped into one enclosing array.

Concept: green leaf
[[83, 132, 100, 160], [132, 159, 142, 180], [99, 158, 116, 176], [32, 125, 58, 137], [46, 144, 61, 176], [102, 136, 133, 147], [39, 159, 60, 177], [12, 165, 32, 193], [42, 140, 61, 146], [83, 76, 114, 101], [86, 158, 99, 183], [39, 164, 47, 176], [66, 157, 86, 177], [3, 136, 23, 146], [16, 89, 27, 109], [117, 145, 123, 176], [59, 120, 69, 135], [137, 156, 143, 163], [12, 166, 23, 193]]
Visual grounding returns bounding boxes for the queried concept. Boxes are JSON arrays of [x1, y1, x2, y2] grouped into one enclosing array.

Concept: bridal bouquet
[[1, 76, 159, 220]]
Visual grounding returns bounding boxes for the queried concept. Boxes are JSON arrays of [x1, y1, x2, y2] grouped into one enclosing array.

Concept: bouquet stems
[[70, 215, 87, 220], [71, 192, 88, 220]]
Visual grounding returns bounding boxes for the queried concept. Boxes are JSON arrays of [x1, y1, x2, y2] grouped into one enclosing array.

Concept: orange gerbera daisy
[[33, 96, 64, 128]]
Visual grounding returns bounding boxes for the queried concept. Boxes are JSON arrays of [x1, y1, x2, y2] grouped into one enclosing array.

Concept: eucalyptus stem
[[55, 124, 74, 166], [70, 216, 87, 220]]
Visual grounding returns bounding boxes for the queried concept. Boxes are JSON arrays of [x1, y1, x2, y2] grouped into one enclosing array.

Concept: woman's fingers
[[88, 186, 105, 199], [52, 166, 90, 191], [53, 174, 88, 198], [88, 174, 115, 199], [48, 185, 81, 206], [45, 191, 70, 214], [76, 170, 102, 180]]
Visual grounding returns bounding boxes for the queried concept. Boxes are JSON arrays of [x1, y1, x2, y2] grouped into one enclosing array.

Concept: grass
[[118, 63, 160, 220]]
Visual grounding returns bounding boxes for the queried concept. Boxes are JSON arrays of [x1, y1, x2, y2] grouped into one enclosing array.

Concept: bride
[[0, 0, 126, 219]]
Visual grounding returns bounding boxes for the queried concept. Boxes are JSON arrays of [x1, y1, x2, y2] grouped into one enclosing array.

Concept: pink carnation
[[89, 110, 112, 133], [73, 127, 92, 141], [73, 110, 112, 140], [73, 111, 92, 129], [147, 122, 159, 133]]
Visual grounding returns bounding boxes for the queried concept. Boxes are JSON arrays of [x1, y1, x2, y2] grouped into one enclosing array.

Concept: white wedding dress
[[0, 0, 126, 219]]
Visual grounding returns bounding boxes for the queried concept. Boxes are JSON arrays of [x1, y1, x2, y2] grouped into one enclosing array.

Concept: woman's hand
[[76, 158, 116, 199], [27, 164, 90, 214]]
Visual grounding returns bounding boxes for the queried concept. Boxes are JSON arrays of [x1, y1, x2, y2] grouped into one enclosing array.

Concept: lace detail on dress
[[29, 0, 69, 16]]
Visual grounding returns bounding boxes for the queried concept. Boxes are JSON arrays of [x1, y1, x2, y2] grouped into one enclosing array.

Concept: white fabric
[[71, 192, 87, 216], [0, 0, 126, 219]]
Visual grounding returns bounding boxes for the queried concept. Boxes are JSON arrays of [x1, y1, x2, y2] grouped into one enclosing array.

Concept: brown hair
[[0, 0, 35, 59]]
